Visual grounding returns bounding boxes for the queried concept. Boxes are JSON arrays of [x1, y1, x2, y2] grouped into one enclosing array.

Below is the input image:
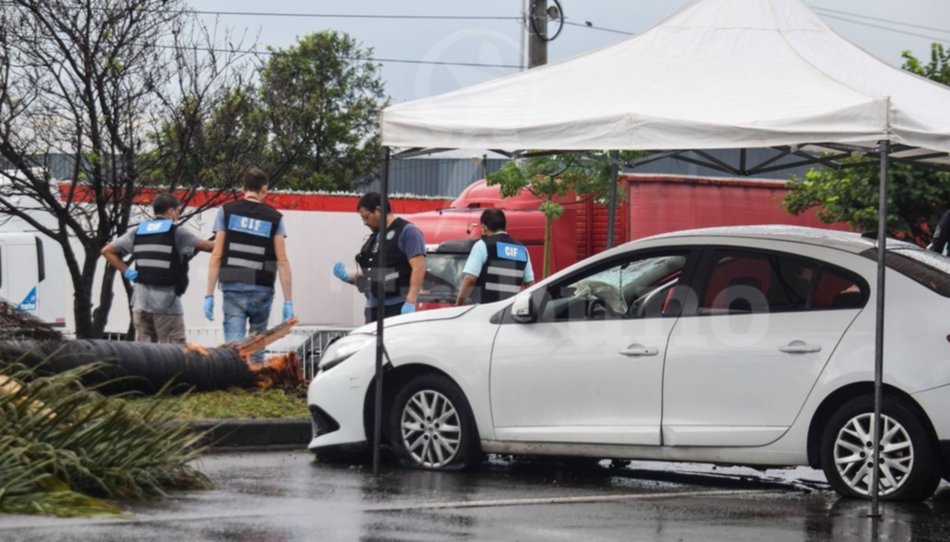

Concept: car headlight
[[320, 333, 375, 371]]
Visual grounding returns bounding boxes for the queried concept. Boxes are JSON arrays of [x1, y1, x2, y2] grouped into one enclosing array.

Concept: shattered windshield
[[421, 253, 467, 302]]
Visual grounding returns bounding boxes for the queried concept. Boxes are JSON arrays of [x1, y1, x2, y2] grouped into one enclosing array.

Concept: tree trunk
[[91, 249, 118, 339], [71, 274, 96, 339], [543, 214, 553, 279]]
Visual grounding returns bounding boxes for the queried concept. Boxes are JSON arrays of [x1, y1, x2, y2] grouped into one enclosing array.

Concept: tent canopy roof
[[381, 0, 950, 163]]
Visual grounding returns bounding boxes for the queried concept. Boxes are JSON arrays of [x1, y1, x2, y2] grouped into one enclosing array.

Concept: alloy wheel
[[833, 412, 914, 496], [400, 389, 462, 468]]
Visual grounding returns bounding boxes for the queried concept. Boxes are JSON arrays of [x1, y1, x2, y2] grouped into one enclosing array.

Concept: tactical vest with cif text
[[132, 219, 181, 288], [475, 233, 528, 303], [219, 199, 282, 287]]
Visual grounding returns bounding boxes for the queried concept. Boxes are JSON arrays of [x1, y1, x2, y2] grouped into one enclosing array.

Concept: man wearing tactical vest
[[455, 208, 535, 306], [101, 192, 214, 344], [332, 192, 426, 323], [204, 168, 294, 362]]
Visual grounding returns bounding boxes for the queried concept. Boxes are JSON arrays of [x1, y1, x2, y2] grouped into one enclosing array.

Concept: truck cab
[[406, 180, 579, 310]]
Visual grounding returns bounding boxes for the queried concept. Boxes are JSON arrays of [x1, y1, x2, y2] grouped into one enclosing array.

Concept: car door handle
[[778, 340, 822, 354], [619, 344, 659, 357]]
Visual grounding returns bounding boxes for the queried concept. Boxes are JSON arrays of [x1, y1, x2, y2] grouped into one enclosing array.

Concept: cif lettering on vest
[[497, 242, 527, 262], [228, 214, 272, 238]]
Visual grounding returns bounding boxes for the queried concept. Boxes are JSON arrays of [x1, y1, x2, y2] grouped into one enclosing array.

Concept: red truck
[[409, 173, 846, 309]]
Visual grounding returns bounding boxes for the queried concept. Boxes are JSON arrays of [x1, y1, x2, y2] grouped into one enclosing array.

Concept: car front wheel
[[389, 374, 480, 470], [819, 395, 940, 501]]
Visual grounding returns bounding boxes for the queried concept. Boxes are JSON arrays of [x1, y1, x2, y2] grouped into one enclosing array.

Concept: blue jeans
[[222, 286, 274, 363]]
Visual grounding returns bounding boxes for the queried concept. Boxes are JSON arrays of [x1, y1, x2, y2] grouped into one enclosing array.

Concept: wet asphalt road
[[2, 450, 950, 541]]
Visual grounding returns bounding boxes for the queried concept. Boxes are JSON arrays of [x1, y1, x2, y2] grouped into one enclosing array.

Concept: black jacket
[[930, 210, 950, 256], [355, 217, 414, 297]]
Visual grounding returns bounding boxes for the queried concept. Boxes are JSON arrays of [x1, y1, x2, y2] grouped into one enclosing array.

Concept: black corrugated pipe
[[0, 340, 254, 394]]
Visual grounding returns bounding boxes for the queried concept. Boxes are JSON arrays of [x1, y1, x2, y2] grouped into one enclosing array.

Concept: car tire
[[819, 395, 940, 501], [388, 374, 481, 471]]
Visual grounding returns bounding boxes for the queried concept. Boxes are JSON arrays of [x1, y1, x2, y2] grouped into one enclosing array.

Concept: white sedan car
[[308, 226, 950, 501]]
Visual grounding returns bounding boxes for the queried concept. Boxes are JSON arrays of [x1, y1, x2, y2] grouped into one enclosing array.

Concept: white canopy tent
[[367, 0, 950, 507], [382, 0, 950, 161]]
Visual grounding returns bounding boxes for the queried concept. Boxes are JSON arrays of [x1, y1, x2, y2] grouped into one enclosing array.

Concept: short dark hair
[[244, 167, 269, 192], [357, 192, 388, 214], [152, 192, 180, 215], [480, 208, 507, 232]]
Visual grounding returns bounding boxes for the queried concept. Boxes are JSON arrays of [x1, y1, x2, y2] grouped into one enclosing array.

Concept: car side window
[[811, 267, 867, 309], [699, 250, 816, 315], [539, 253, 688, 322]]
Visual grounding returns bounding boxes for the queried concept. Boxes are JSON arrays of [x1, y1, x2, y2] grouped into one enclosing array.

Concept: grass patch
[[0, 362, 211, 517], [127, 388, 309, 421]]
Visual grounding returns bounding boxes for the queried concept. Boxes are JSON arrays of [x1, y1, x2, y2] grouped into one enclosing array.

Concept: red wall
[[623, 175, 849, 240], [575, 199, 626, 261]]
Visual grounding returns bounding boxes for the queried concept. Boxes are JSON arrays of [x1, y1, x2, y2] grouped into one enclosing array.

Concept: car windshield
[[570, 255, 686, 314], [420, 253, 467, 302]]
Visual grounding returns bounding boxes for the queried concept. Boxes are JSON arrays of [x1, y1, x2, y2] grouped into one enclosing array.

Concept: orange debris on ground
[[215, 317, 304, 390], [251, 351, 303, 390], [234, 317, 299, 361]]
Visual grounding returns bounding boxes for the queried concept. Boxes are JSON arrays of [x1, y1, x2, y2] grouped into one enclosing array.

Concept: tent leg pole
[[870, 139, 889, 517], [606, 150, 619, 249], [373, 146, 392, 476]]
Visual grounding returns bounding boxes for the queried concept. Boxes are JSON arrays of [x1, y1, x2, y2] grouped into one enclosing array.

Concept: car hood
[[351, 305, 477, 334]]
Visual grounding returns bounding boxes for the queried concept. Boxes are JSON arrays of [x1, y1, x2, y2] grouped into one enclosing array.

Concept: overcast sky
[[188, 0, 950, 103]]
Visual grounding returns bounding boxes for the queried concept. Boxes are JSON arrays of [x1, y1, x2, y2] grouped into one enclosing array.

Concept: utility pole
[[519, 0, 527, 71], [528, 0, 548, 68]]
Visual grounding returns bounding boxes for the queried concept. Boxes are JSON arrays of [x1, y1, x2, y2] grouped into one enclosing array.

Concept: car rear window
[[859, 247, 950, 298]]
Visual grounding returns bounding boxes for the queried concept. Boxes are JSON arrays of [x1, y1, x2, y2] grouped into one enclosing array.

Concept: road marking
[[369, 489, 780, 512]]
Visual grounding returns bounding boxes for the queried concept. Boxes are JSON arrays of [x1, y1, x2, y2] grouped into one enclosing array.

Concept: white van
[[0, 232, 67, 328]]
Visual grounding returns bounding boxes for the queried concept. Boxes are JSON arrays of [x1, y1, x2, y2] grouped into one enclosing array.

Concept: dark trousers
[[364, 304, 403, 324]]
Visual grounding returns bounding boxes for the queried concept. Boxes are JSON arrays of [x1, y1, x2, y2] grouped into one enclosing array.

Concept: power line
[[173, 9, 520, 22], [818, 13, 950, 44], [810, 6, 950, 37], [563, 20, 633, 36], [0, 2, 520, 21], [155, 44, 520, 69]]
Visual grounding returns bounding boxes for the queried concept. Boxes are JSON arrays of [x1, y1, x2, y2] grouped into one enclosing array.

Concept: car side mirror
[[510, 292, 535, 323]]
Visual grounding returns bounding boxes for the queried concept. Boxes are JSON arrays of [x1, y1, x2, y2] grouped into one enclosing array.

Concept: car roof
[[640, 225, 889, 254]]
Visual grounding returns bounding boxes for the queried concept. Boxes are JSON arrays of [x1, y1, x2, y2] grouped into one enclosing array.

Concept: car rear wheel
[[819, 395, 940, 501], [389, 374, 481, 470]]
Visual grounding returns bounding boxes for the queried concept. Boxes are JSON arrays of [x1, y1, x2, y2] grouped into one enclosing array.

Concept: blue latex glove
[[332, 261, 349, 282], [123, 268, 138, 282], [282, 301, 294, 321], [203, 295, 214, 321], [401, 302, 416, 315]]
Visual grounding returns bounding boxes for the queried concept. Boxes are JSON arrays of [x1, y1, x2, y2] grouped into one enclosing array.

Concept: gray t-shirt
[[113, 225, 201, 314]]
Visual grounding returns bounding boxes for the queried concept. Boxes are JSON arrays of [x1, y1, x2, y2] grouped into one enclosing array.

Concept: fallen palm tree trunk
[[0, 318, 302, 394]]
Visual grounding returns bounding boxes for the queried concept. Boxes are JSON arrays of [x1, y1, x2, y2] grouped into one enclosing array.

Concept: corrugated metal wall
[[0, 154, 77, 181], [4, 150, 814, 200], [358, 157, 508, 198], [625, 148, 814, 179]]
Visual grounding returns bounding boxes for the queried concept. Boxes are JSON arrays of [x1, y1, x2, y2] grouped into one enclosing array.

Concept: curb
[[191, 418, 312, 452]]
